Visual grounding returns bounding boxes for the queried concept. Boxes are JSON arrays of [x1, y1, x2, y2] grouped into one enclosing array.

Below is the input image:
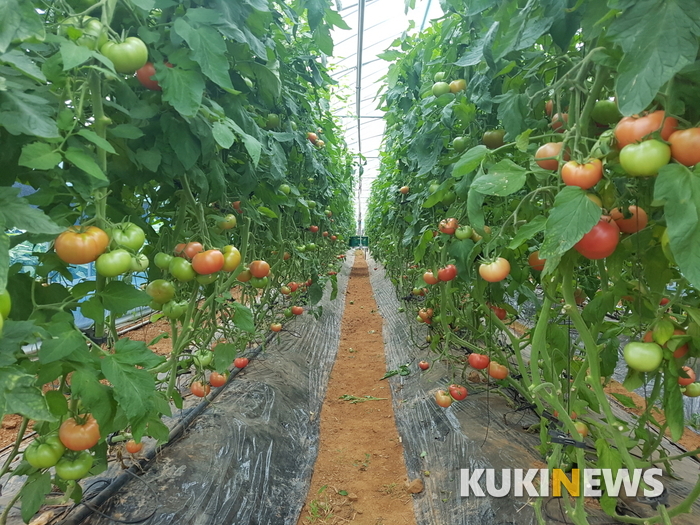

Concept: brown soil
[[296, 252, 418, 525]]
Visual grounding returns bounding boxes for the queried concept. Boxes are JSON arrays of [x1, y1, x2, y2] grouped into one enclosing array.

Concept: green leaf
[[609, 0, 700, 115], [496, 92, 529, 139], [173, 19, 234, 91], [654, 164, 700, 290], [413, 229, 433, 263], [0, 89, 60, 138], [664, 367, 685, 441], [212, 121, 235, 148], [582, 292, 616, 325], [257, 206, 278, 218], [99, 281, 150, 317], [0, 187, 63, 236], [0, 0, 45, 54], [135, 148, 161, 172], [39, 330, 88, 364], [113, 338, 165, 369], [20, 472, 52, 524], [65, 147, 108, 181], [60, 41, 93, 70], [610, 393, 637, 409], [18, 142, 62, 170], [80, 296, 104, 325], [70, 369, 115, 427], [101, 356, 155, 420], [471, 160, 527, 196], [622, 369, 644, 391], [0, 367, 55, 421], [539, 187, 601, 258], [515, 129, 533, 152], [232, 302, 255, 333], [507, 216, 547, 249], [213, 343, 237, 373], [377, 50, 403, 61], [77, 129, 116, 154], [309, 281, 323, 305], [0, 49, 46, 82], [160, 66, 205, 117], [453, 145, 487, 178], [109, 124, 144, 139]]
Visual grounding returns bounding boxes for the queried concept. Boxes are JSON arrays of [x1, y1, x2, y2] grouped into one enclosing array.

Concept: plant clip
[[637, 488, 669, 510], [548, 428, 586, 448]]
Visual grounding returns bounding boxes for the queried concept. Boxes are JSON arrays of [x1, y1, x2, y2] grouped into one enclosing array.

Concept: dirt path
[[297, 251, 418, 525]]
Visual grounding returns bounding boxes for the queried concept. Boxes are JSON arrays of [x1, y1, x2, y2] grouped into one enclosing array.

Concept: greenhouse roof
[[330, 0, 444, 233]]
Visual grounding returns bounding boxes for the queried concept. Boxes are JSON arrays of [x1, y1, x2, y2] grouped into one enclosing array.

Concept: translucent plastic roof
[[330, 0, 444, 233]]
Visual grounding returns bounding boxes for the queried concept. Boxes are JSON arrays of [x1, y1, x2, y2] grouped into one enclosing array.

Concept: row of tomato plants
[[0, 0, 354, 521], [367, 1, 700, 523]]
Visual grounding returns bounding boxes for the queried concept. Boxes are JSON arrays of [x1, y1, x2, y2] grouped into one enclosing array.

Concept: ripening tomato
[[218, 214, 237, 230], [478, 257, 510, 282], [183, 242, 204, 260], [222, 246, 242, 272], [145, 279, 175, 303], [173, 243, 186, 257], [249, 260, 270, 278], [399, 186, 409, 194], [270, 322, 282, 332], [551, 113, 568, 132], [418, 361, 430, 370], [190, 381, 211, 398], [209, 371, 229, 387], [291, 306, 303, 315], [488, 362, 509, 380], [435, 390, 453, 408], [678, 366, 696, 387], [438, 264, 458, 282], [528, 251, 546, 272], [449, 79, 466, 93], [468, 353, 490, 370], [574, 422, 589, 438], [234, 357, 249, 369], [423, 271, 439, 285], [309, 225, 319, 233], [668, 128, 700, 166], [483, 129, 505, 149], [535, 142, 568, 170], [439, 218, 458, 235], [125, 440, 143, 454], [191, 250, 224, 275], [610, 205, 648, 233], [55, 226, 109, 265], [448, 384, 468, 401], [307, 132, 318, 144], [574, 218, 619, 260], [59, 415, 100, 451], [614, 110, 678, 148], [561, 159, 603, 189]]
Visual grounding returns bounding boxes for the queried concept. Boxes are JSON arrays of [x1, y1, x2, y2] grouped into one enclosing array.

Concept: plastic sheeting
[[366, 254, 700, 525], [55, 251, 355, 525]]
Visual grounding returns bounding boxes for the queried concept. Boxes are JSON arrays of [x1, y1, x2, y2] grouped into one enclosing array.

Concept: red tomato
[[307, 132, 318, 144], [173, 243, 186, 257], [249, 260, 270, 278], [435, 390, 453, 408], [59, 415, 100, 451], [610, 205, 648, 233], [437, 264, 458, 282], [448, 384, 468, 401], [468, 353, 490, 370], [191, 250, 224, 275], [561, 159, 603, 190], [489, 304, 507, 320], [545, 99, 554, 117], [125, 439, 143, 453], [478, 257, 510, 282], [551, 113, 568, 132], [322, 231, 329, 237], [614, 110, 678, 148], [418, 308, 434, 321], [438, 218, 458, 235], [309, 225, 319, 233], [136, 62, 160, 90], [488, 362, 509, 380], [183, 242, 203, 260], [288, 282, 299, 292], [418, 361, 430, 370], [423, 271, 439, 285], [574, 218, 619, 260], [191, 381, 211, 397], [669, 128, 700, 166], [234, 357, 249, 369], [232, 201, 243, 214], [678, 366, 696, 387], [669, 329, 689, 358], [535, 142, 568, 170], [55, 226, 109, 265], [291, 306, 303, 315], [528, 251, 546, 272], [209, 371, 229, 387]]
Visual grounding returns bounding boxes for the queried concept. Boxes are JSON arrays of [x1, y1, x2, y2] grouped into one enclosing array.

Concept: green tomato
[[623, 341, 663, 372], [192, 350, 214, 368], [591, 99, 621, 125], [307, 200, 317, 209], [432, 82, 450, 97], [483, 129, 506, 149], [101, 37, 149, 74], [266, 113, 281, 129], [154, 252, 173, 270], [196, 272, 218, 285], [24, 435, 65, 469], [306, 243, 317, 252], [619, 140, 671, 177], [250, 276, 269, 289], [130, 253, 149, 272], [454, 225, 473, 240], [0, 289, 11, 319], [684, 383, 700, 397], [110, 222, 146, 251], [95, 249, 132, 277], [429, 182, 440, 194], [297, 245, 306, 253], [279, 184, 291, 195], [169, 257, 196, 282], [433, 71, 446, 82], [452, 136, 469, 153], [284, 307, 293, 318], [55, 450, 93, 480], [441, 191, 457, 206], [162, 300, 187, 319], [145, 279, 176, 304], [59, 16, 107, 50]]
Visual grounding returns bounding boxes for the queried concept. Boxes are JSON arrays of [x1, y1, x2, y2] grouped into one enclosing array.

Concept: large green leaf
[[113, 338, 165, 369], [101, 356, 155, 420], [507, 216, 547, 249], [160, 66, 205, 118], [453, 145, 487, 178], [39, 330, 88, 364], [173, 19, 234, 91], [0, 187, 63, 234], [654, 164, 700, 290], [539, 187, 601, 258], [0, 89, 59, 138], [99, 281, 151, 317], [471, 159, 527, 196], [18, 142, 62, 170], [232, 302, 255, 333]]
